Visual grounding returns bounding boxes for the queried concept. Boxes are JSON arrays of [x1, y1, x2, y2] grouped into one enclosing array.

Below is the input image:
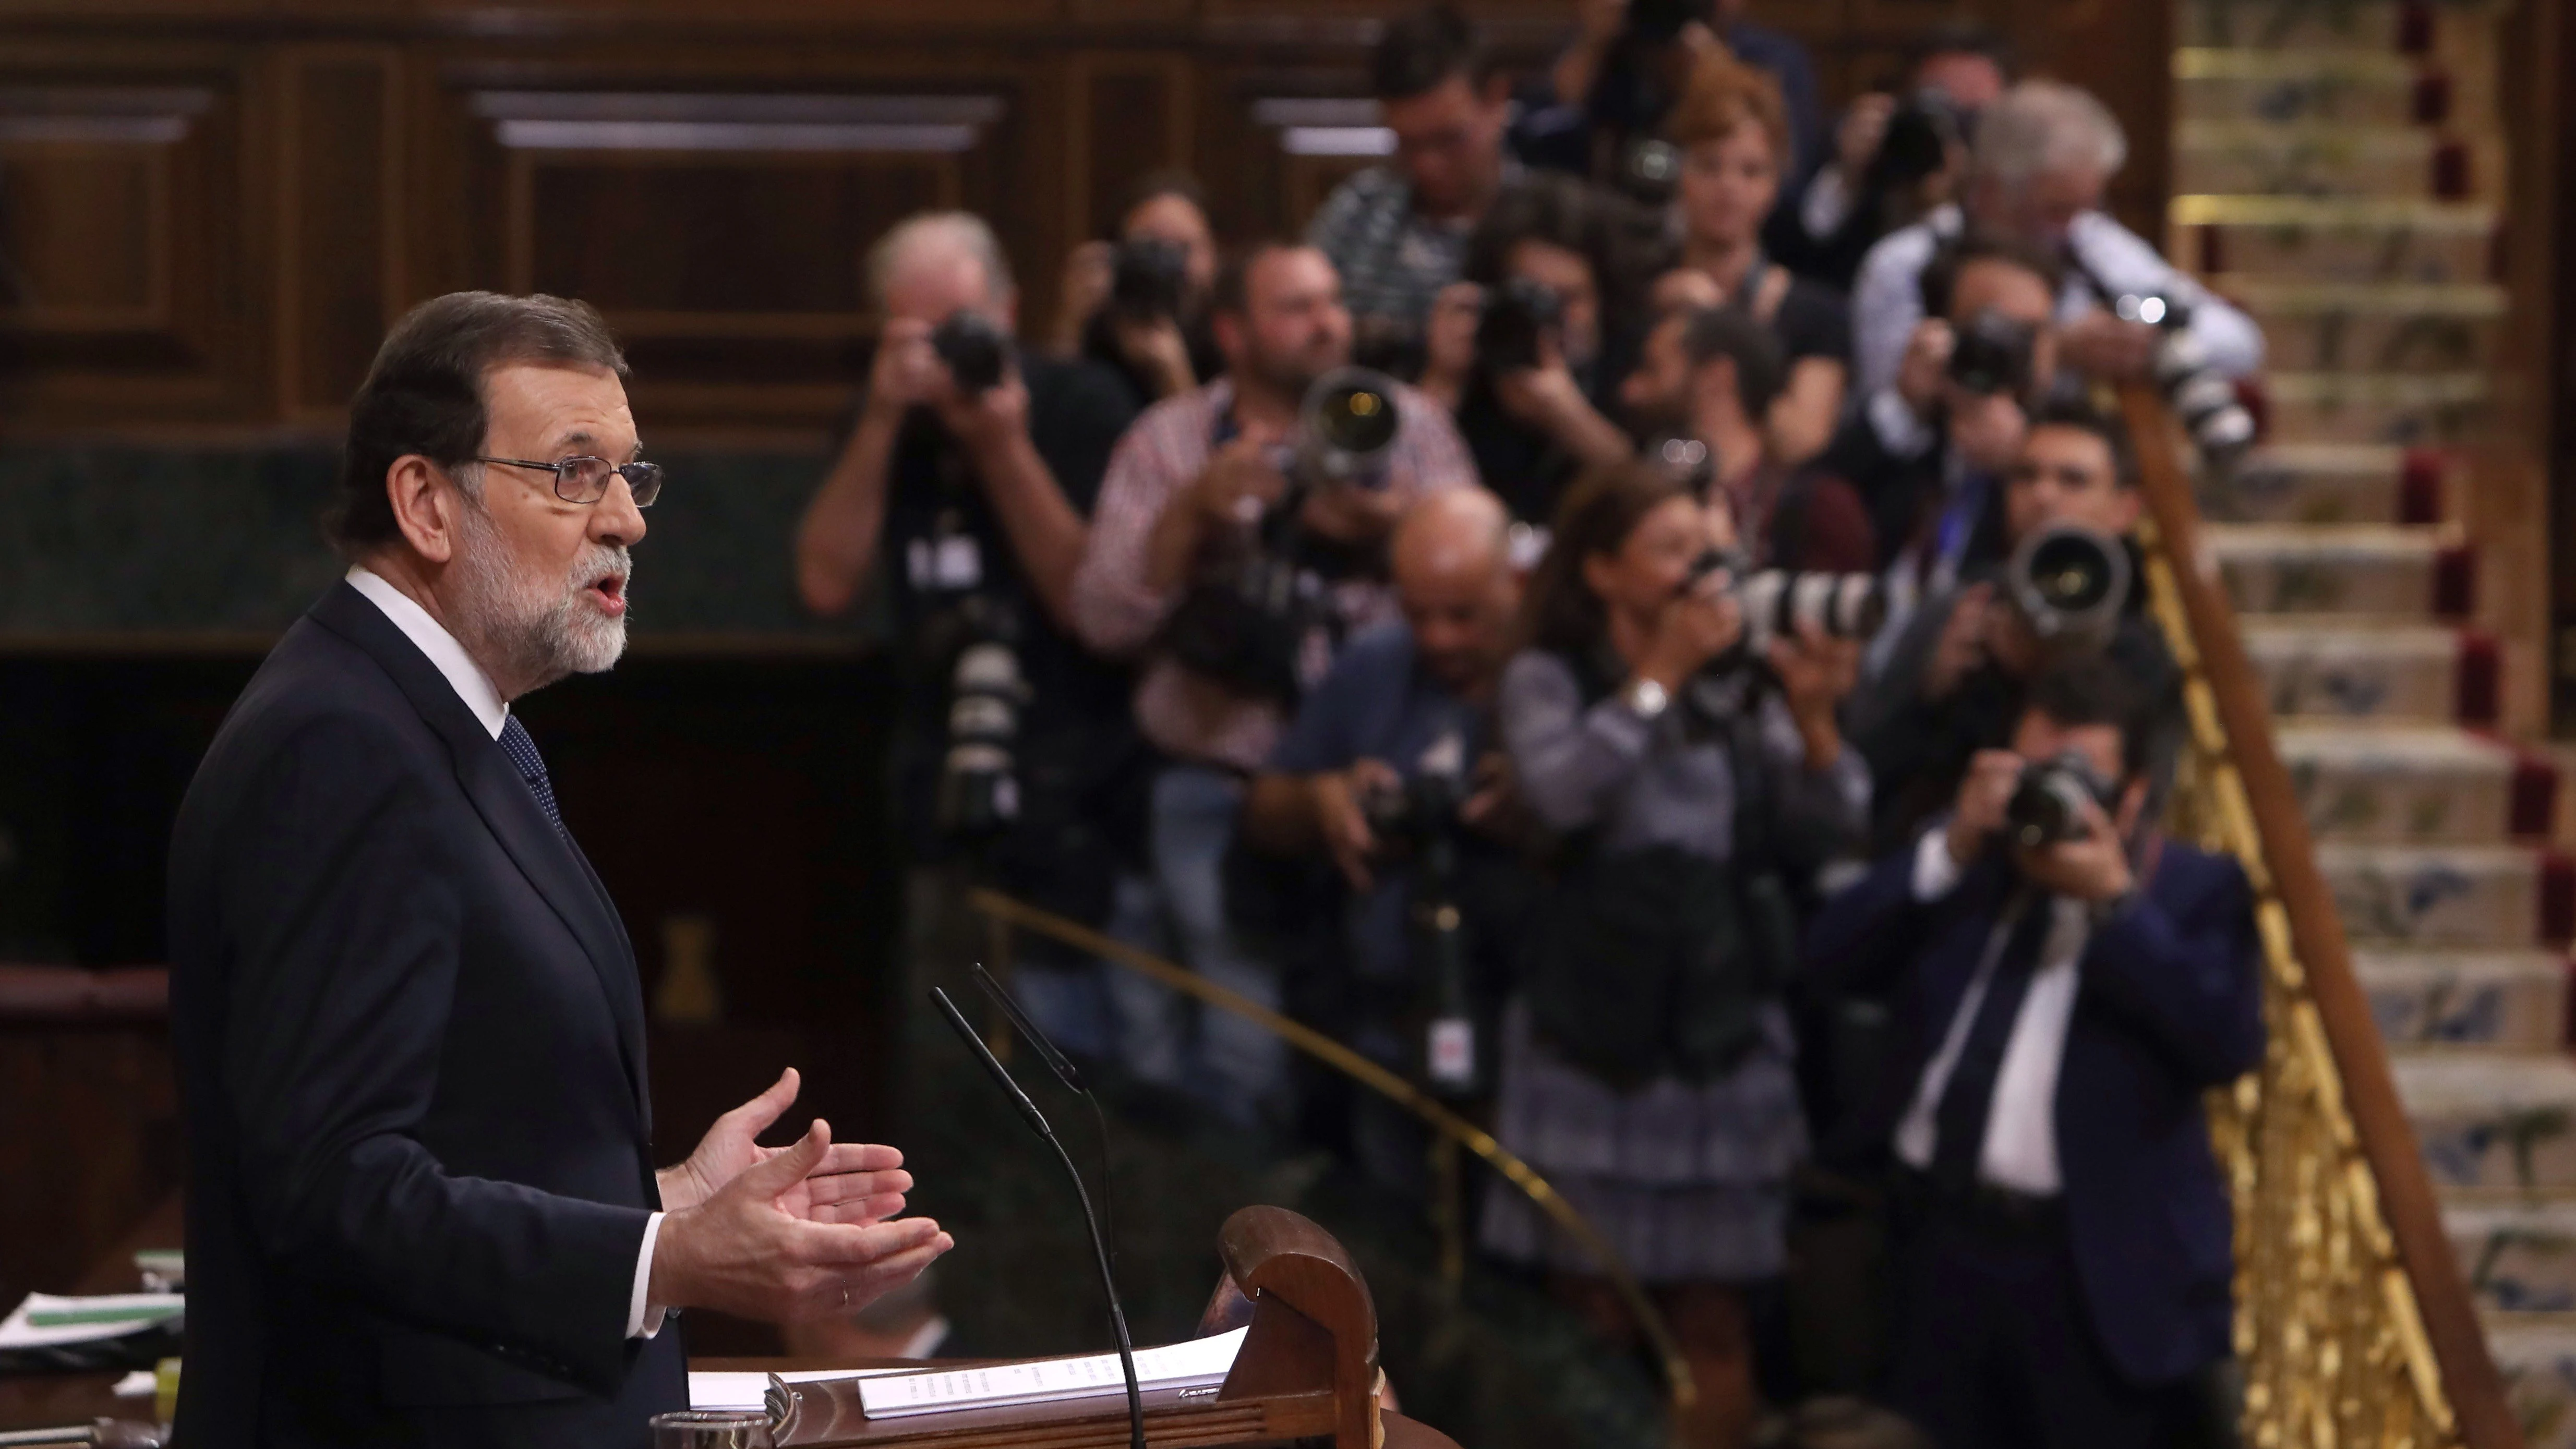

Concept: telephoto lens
[[2005, 523, 2132, 654], [938, 640, 1028, 837], [1735, 569, 1889, 656], [1475, 276, 1565, 375], [930, 310, 1010, 394], [2005, 751, 2117, 849], [1616, 136, 1684, 206], [1109, 237, 1190, 320], [1298, 367, 1403, 486], [2114, 292, 2258, 466], [1946, 308, 2037, 397]]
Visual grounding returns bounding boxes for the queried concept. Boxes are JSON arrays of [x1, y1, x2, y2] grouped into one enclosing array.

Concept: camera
[[2114, 292, 2258, 465], [1109, 237, 1190, 321], [1297, 367, 1404, 488], [1686, 549, 1888, 657], [2005, 523, 2132, 655], [1476, 276, 1564, 376], [1361, 768, 1469, 858], [1947, 308, 2037, 397], [1626, 0, 1713, 43], [931, 310, 1010, 394], [2006, 751, 2118, 849], [1867, 88, 1972, 196], [1614, 136, 1685, 207], [937, 615, 1030, 838]]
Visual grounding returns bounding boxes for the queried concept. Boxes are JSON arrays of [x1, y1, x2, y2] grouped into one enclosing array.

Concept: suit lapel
[[310, 582, 653, 1134]]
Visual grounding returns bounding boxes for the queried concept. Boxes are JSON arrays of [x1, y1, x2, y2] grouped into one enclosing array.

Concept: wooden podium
[[754, 1205, 1459, 1448]]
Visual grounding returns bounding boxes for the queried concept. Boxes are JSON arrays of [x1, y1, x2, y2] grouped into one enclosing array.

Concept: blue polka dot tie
[[498, 716, 567, 839]]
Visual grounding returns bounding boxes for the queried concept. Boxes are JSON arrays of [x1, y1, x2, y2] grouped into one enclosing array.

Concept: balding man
[[796, 211, 1147, 1073], [1241, 487, 1531, 1189]]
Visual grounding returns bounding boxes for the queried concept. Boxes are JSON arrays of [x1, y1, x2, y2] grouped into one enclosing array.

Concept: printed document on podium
[[859, 1326, 1247, 1419]]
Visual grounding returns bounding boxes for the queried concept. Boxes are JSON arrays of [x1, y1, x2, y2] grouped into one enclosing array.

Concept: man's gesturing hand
[[650, 1120, 953, 1325], [657, 1067, 911, 1222]]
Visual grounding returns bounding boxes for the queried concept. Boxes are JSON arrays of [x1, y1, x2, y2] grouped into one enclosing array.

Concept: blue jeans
[[1098, 763, 1292, 1128]]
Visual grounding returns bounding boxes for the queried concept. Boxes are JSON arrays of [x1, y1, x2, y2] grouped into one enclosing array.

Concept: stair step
[[2243, 621, 2493, 724], [2206, 442, 2438, 525], [2447, 1196, 2576, 1313], [2205, 524, 2467, 619], [2318, 843, 2563, 948], [2396, 1055, 2576, 1190], [2175, 123, 2495, 203], [2365, 949, 2569, 1052], [2279, 724, 2529, 845], [2173, 47, 2471, 129], [2173, 197, 2497, 284], [2179, 0, 2502, 65], [2230, 281, 2505, 372], [2259, 371, 2493, 446], [2485, 1317, 2576, 1449]]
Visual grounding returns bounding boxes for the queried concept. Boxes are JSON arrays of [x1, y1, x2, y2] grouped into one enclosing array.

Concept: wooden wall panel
[[0, 68, 260, 421], [279, 50, 400, 418]]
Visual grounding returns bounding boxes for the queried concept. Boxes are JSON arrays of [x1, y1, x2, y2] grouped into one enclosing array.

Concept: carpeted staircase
[[2172, 1, 2576, 1440]]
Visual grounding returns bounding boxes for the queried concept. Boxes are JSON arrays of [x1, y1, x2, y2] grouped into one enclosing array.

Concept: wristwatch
[[1621, 677, 1670, 720]]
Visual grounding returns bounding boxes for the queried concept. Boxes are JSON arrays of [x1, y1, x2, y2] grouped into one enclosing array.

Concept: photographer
[[1481, 459, 1866, 1446], [1849, 80, 2261, 404], [1522, 0, 1824, 197], [1421, 173, 1637, 524], [1770, 23, 2009, 290], [1049, 170, 1224, 412], [795, 212, 1146, 1059], [1846, 400, 2177, 853], [1621, 305, 1875, 572], [1069, 240, 1476, 1126], [1815, 232, 2058, 588], [1308, 4, 1520, 375], [1665, 55, 1850, 464], [1806, 656, 2260, 1449], [1239, 488, 1527, 1189]]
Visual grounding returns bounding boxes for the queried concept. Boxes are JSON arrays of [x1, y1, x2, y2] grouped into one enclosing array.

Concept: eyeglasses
[[473, 455, 664, 508]]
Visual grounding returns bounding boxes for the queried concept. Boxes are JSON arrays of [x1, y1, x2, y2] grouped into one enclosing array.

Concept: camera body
[[2005, 523, 2133, 655], [931, 310, 1010, 394], [1476, 277, 1565, 376], [1361, 768, 1469, 856], [2113, 292, 2257, 465], [1109, 237, 1191, 321], [1869, 88, 1972, 196], [2006, 751, 2118, 849], [1947, 308, 2037, 397]]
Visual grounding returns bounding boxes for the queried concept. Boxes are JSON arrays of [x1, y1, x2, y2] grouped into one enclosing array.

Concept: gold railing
[[963, 886, 1701, 1420], [2121, 385, 2521, 1449]]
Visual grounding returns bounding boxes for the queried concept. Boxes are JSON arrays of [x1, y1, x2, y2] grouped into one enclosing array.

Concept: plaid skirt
[[1477, 999, 1804, 1283]]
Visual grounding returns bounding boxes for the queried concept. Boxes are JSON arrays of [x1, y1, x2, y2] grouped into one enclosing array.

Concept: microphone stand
[[930, 987, 1147, 1449], [970, 962, 1120, 1276]]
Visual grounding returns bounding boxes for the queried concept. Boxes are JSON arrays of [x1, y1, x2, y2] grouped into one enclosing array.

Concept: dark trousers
[[1882, 1175, 2173, 1449]]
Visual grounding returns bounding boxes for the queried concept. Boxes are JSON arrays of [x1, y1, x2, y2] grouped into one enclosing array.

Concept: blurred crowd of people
[[791, 5, 2267, 1447]]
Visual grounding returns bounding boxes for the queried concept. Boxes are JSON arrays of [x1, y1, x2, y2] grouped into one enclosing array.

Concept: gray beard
[[449, 500, 630, 696]]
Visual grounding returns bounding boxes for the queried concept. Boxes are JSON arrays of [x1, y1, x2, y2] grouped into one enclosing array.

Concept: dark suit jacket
[[168, 582, 686, 1448], [1804, 832, 2265, 1386]]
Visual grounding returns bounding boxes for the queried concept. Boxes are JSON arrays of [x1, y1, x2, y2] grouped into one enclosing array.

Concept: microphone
[[930, 987, 1146, 1449], [970, 962, 1120, 1274]]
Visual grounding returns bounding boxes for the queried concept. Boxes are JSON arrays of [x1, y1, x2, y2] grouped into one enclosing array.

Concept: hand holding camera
[[1314, 757, 1402, 891], [1419, 282, 1486, 409], [864, 317, 948, 422], [1643, 565, 1747, 687], [1943, 747, 2135, 901], [1895, 318, 1955, 416], [2059, 309, 2161, 382], [1771, 622, 1864, 766]]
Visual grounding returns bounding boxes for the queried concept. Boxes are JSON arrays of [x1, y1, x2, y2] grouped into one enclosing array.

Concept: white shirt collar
[[345, 565, 510, 740]]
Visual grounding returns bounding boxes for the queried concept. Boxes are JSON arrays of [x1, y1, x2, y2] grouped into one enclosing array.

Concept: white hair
[[864, 211, 1014, 312], [1971, 80, 2127, 191]]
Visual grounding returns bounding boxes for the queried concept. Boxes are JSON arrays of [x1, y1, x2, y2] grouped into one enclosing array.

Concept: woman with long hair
[[1666, 58, 1850, 465], [1484, 458, 1867, 1447]]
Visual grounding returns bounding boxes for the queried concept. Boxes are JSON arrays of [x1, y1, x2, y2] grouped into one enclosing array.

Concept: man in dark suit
[[1805, 655, 2262, 1449], [168, 292, 953, 1448]]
